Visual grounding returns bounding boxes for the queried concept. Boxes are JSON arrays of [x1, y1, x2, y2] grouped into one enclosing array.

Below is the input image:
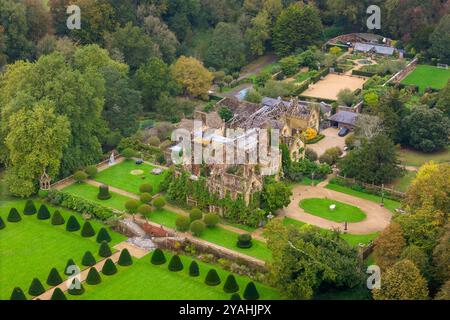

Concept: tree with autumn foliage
[[373, 222, 406, 271], [170, 56, 213, 99]]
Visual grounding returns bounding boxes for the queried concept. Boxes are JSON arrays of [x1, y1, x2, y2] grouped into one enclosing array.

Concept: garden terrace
[[94, 160, 168, 195], [71, 254, 279, 300], [0, 199, 125, 300]]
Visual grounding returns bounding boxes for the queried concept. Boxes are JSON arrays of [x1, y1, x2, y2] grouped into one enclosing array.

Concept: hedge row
[[352, 69, 376, 77], [305, 134, 325, 145], [47, 189, 117, 221]]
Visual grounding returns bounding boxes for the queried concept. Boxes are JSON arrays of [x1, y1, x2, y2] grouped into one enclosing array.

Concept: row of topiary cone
[[150, 248, 259, 300], [10, 249, 133, 300], [0, 201, 113, 243]]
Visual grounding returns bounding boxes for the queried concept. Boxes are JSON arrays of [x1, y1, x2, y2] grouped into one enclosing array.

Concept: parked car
[[338, 127, 350, 137]]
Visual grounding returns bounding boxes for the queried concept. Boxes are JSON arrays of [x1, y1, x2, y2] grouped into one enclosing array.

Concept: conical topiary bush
[[205, 269, 221, 286], [98, 241, 112, 258], [101, 258, 117, 276], [96, 227, 111, 243], [23, 200, 37, 215], [168, 255, 183, 272], [223, 274, 239, 293], [37, 204, 50, 220], [50, 288, 67, 300], [230, 293, 241, 300], [86, 267, 102, 285], [67, 279, 85, 296], [243, 282, 259, 300], [46, 267, 63, 286], [0, 216, 5, 230], [66, 215, 80, 232], [64, 259, 77, 276], [189, 261, 200, 277], [10, 287, 26, 300], [51, 210, 65, 225], [82, 251, 97, 267], [118, 249, 133, 266], [81, 221, 95, 237], [151, 248, 166, 265], [7, 208, 21, 222], [28, 278, 45, 296]]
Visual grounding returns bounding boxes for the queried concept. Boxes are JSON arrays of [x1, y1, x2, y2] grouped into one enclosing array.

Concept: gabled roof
[[354, 42, 395, 55], [329, 111, 359, 126]]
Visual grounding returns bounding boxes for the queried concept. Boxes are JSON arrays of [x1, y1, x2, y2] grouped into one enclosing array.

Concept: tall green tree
[[338, 134, 402, 184], [5, 104, 70, 196], [430, 15, 450, 63], [205, 22, 246, 72], [272, 4, 323, 56]]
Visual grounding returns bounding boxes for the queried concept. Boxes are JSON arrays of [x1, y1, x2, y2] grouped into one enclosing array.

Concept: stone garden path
[[279, 180, 392, 234], [33, 241, 147, 300]]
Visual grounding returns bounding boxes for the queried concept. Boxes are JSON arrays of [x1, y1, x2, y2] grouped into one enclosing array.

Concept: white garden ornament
[[329, 204, 336, 210]]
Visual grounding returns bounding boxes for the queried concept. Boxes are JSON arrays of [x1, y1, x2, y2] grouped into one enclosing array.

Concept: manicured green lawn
[[74, 254, 280, 300], [325, 183, 400, 213], [282, 217, 379, 246], [299, 198, 366, 223], [63, 183, 272, 261], [0, 199, 125, 300], [63, 183, 131, 211], [401, 65, 450, 93], [391, 171, 417, 192], [95, 160, 167, 195], [398, 147, 450, 167]]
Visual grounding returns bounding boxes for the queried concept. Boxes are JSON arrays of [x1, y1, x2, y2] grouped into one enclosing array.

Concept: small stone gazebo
[[39, 169, 51, 190]]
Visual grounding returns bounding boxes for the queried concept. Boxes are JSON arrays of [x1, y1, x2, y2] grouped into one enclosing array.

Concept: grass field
[[390, 170, 417, 192], [398, 147, 450, 167], [95, 160, 167, 195], [63, 184, 272, 261], [299, 198, 366, 223], [325, 183, 401, 213], [282, 217, 378, 246], [401, 65, 450, 93], [0, 199, 125, 300], [74, 254, 280, 300]]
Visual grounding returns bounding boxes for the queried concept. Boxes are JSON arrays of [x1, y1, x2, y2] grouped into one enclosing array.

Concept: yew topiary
[[223, 274, 239, 293], [0, 216, 5, 230], [51, 210, 65, 225], [190, 220, 206, 237], [73, 170, 88, 183], [98, 241, 112, 258], [140, 192, 152, 204], [176, 216, 190, 232], [7, 208, 21, 222], [243, 282, 259, 300], [125, 199, 139, 214], [46, 268, 63, 286], [50, 288, 67, 300], [151, 248, 166, 265], [189, 261, 200, 277], [152, 196, 166, 210], [85, 165, 98, 178], [118, 249, 133, 266], [230, 293, 241, 300], [66, 215, 81, 232], [28, 278, 45, 296], [137, 204, 152, 216], [23, 200, 37, 215], [101, 258, 117, 275], [86, 267, 102, 285], [64, 259, 77, 276], [205, 269, 221, 286], [237, 234, 253, 248], [81, 221, 95, 237], [82, 251, 97, 266], [168, 255, 183, 272], [189, 208, 203, 222], [204, 213, 219, 228], [96, 227, 111, 243], [67, 279, 85, 295], [37, 204, 50, 220], [10, 287, 26, 300], [139, 183, 153, 194], [97, 184, 111, 200]]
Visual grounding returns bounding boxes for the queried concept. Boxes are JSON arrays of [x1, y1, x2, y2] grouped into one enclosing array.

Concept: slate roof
[[329, 111, 359, 126]]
